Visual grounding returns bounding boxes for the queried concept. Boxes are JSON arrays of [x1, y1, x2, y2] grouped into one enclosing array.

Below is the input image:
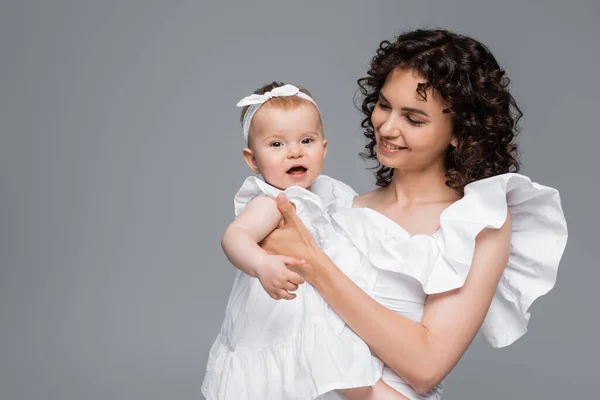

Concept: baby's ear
[[322, 139, 328, 158], [242, 147, 260, 173]]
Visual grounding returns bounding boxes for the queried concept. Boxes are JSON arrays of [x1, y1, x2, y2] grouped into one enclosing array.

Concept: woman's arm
[[262, 194, 511, 394]]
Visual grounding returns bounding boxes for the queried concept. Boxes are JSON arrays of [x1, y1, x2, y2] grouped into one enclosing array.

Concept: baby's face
[[244, 103, 327, 190]]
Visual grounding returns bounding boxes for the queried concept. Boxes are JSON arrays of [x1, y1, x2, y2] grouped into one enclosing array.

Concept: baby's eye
[[302, 138, 313, 144], [269, 141, 283, 147]]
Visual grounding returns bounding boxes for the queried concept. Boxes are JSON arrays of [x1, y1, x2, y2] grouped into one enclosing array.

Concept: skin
[[260, 68, 513, 394]]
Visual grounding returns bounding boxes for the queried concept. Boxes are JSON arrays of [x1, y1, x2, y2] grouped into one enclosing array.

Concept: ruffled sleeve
[[233, 175, 357, 217], [233, 176, 280, 217], [440, 173, 568, 347], [233, 175, 358, 248], [332, 173, 568, 348], [310, 175, 359, 212], [427, 173, 568, 347]]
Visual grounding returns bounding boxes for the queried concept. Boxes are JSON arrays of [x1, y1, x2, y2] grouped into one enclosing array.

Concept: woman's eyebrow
[[379, 91, 430, 117], [401, 107, 429, 117], [379, 91, 391, 103]]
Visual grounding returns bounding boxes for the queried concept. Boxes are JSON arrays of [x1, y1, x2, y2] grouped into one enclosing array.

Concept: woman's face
[[371, 67, 455, 172]]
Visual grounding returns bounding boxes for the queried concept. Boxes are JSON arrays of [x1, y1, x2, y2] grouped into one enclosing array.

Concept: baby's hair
[[240, 81, 323, 147]]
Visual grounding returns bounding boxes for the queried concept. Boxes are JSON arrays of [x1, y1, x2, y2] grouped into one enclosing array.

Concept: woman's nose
[[379, 115, 402, 138]]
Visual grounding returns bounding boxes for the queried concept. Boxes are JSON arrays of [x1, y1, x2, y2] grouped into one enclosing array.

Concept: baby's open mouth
[[286, 166, 307, 175]]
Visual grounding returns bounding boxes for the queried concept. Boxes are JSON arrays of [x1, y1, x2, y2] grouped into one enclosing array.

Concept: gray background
[[1, 0, 597, 399]]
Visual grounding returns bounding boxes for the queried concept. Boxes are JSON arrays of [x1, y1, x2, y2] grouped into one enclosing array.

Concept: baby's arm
[[222, 196, 281, 277], [222, 195, 305, 299]]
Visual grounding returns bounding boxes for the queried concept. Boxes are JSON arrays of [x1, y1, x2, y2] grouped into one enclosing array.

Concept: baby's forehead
[[251, 104, 323, 134], [257, 101, 320, 118]]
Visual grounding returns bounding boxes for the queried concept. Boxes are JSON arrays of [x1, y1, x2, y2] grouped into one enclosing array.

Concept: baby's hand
[[256, 255, 305, 300]]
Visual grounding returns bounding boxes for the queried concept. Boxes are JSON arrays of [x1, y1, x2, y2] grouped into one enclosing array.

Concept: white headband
[[236, 84, 320, 143]]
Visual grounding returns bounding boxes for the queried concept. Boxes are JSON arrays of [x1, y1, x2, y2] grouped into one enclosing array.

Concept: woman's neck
[[386, 164, 459, 206]]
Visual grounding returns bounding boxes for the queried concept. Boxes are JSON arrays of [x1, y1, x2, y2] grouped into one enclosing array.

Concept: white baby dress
[[201, 175, 383, 400], [329, 173, 568, 399]]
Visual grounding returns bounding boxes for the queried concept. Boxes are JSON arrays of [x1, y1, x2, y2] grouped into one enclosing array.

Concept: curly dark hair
[[358, 29, 521, 194]]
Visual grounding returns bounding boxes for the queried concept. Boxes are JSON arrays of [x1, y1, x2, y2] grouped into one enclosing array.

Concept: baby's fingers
[[278, 289, 296, 300], [283, 281, 299, 292], [285, 271, 305, 286], [266, 289, 281, 300]]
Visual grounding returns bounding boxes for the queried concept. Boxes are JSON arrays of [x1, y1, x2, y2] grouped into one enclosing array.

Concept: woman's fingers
[[276, 193, 318, 245], [276, 193, 297, 224], [280, 256, 305, 266]]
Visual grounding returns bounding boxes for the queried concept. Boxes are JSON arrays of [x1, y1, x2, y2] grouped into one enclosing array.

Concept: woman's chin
[[376, 153, 406, 169]]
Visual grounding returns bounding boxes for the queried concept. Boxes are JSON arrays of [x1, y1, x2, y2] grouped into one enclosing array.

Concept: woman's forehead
[[382, 68, 448, 110]]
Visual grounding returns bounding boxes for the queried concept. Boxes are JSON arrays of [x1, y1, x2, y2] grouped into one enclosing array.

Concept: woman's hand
[[260, 194, 323, 283]]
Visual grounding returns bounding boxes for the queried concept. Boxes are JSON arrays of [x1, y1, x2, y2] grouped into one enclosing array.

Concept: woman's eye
[[406, 116, 424, 126], [269, 141, 283, 147], [302, 138, 313, 144], [377, 102, 391, 110]]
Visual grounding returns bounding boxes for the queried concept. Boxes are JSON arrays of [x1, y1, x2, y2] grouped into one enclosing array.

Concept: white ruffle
[[202, 175, 382, 400], [333, 173, 568, 348], [233, 175, 357, 248], [234, 175, 357, 217], [202, 320, 382, 400]]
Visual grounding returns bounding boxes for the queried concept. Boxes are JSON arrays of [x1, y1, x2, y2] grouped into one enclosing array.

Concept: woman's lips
[[378, 140, 408, 155]]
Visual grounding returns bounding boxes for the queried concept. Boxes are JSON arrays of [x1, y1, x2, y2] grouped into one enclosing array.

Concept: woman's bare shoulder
[[353, 188, 385, 208]]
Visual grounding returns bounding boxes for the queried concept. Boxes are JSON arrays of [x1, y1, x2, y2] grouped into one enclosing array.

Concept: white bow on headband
[[236, 84, 304, 107], [236, 84, 320, 143]]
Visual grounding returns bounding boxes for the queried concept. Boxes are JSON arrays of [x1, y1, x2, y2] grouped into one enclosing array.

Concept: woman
[[260, 29, 568, 399]]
